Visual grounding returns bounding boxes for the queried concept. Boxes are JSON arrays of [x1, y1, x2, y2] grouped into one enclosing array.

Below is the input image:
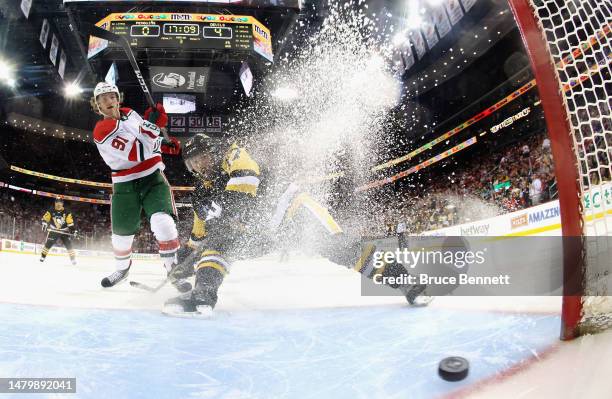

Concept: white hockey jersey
[[93, 108, 165, 183]]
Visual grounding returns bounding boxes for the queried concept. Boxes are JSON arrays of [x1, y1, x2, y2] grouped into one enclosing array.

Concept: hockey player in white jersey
[[90, 82, 188, 291]]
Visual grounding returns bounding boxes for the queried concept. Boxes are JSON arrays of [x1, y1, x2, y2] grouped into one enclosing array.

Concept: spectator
[[529, 174, 543, 206]]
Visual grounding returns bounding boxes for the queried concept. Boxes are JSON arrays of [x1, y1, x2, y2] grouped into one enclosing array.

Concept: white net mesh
[[527, 0, 612, 334]]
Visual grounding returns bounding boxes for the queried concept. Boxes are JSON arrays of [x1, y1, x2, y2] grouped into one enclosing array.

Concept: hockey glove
[[161, 136, 181, 155], [144, 103, 168, 128]]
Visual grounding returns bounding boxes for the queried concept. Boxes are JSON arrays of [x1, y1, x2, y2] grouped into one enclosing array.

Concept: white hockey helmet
[[93, 82, 119, 101]]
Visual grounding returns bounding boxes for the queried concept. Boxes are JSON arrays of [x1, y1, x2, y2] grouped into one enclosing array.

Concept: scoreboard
[[88, 13, 273, 61]]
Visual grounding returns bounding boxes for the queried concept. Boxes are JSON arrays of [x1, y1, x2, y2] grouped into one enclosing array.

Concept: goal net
[[509, 0, 612, 339]]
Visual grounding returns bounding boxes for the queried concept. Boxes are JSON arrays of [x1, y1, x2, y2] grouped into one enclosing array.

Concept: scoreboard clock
[[88, 13, 273, 62]]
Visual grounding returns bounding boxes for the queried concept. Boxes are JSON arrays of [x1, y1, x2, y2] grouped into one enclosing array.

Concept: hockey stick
[[129, 279, 170, 293], [47, 228, 81, 238], [130, 244, 204, 293], [85, 23, 171, 141]]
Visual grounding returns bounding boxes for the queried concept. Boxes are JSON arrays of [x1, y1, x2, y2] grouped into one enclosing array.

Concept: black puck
[[438, 356, 469, 381]]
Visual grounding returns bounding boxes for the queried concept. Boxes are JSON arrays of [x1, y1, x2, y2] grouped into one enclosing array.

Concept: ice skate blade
[[162, 304, 214, 319]]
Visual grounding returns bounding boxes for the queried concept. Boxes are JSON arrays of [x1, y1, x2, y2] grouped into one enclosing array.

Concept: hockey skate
[[101, 262, 131, 288], [162, 290, 214, 318], [402, 284, 434, 307], [163, 267, 223, 317]]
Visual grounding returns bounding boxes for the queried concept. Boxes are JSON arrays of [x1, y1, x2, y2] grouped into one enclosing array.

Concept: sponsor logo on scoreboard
[[253, 24, 269, 40], [171, 14, 194, 21], [152, 73, 187, 89], [149, 67, 209, 93]]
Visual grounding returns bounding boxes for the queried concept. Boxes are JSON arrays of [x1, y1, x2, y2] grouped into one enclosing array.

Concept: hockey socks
[[101, 262, 131, 288]]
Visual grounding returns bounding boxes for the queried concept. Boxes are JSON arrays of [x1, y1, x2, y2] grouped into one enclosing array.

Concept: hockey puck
[[438, 356, 469, 381]]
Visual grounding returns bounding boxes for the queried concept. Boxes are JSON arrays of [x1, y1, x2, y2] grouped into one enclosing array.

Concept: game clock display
[[111, 21, 250, 50]]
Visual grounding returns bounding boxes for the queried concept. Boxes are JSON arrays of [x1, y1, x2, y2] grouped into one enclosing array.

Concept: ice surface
[[1, 248, 609, 399]]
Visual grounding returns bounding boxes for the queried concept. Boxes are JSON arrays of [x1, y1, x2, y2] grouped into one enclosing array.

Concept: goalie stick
[[84, 23, 171, 142]]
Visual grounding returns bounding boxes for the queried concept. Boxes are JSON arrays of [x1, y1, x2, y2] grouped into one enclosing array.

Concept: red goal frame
[[507, 0, 586, 340]]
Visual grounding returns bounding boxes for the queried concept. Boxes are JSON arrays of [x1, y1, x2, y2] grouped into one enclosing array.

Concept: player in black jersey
[[163, 134, 431, 316], [40, 198, 77, 265]]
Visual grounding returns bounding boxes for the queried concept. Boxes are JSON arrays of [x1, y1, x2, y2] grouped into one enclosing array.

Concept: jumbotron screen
[[88, 13, 273, 61]]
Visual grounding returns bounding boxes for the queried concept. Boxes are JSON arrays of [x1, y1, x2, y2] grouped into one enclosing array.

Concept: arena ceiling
[[0, 0, 521, 142]]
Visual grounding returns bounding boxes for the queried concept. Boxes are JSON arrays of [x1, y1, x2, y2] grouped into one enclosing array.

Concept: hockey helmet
[[94, 82, 120, 101], [183, 134, 221, 174]]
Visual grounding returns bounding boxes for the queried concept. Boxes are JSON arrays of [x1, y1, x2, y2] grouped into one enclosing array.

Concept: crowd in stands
[[1, 119, 610, 250], [359, 132, 566, 238]]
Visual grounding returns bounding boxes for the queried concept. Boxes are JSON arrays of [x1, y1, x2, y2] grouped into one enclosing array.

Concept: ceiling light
[[64, 82, 82, 98], [0, 60, 12, 80]]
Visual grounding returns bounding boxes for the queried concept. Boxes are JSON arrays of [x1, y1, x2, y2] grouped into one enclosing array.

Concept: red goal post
[[508, 0, 612, 339]]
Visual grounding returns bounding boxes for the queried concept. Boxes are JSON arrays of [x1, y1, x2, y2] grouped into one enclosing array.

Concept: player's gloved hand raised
[[41, 223, 48, 232], [143, 103, 168, 128], [161, 136, 181, 155]]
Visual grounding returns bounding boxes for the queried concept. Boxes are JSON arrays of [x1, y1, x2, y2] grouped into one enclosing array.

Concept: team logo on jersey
[[53, 215, 65, 228]]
